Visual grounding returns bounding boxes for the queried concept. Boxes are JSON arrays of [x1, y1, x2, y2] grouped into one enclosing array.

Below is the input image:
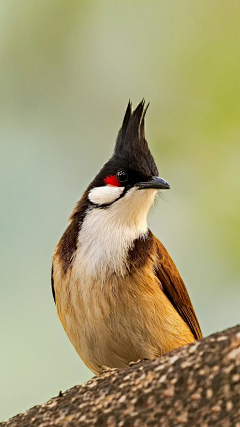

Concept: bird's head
[[58, 100, 170, 275], [84, 100, 169, 228]]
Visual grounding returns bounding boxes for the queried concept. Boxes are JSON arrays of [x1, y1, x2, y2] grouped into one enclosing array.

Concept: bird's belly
[[56, 268, 195, 375], [56, 277, 151, 374]]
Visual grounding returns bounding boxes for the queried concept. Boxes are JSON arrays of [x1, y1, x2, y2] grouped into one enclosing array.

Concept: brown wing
[[153, 235, 203, 340]]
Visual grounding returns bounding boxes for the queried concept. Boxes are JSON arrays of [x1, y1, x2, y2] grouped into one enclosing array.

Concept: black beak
[[135, 176, 170, 190]]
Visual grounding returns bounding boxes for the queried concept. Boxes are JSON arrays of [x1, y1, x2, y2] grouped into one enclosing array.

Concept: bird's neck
[[76, 189, 156, 279]]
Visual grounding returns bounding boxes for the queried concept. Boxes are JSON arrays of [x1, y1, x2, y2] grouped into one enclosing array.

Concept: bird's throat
[[76, 188, 157, 279]]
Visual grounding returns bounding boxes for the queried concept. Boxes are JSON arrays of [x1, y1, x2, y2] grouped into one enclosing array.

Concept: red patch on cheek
[[104, 175, 121, 187]]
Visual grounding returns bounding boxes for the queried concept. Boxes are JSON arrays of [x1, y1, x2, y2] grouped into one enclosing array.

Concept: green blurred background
[[1, 0, 240, 421]]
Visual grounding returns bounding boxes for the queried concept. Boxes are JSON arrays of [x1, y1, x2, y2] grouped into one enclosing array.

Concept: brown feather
[[153, 234, 203, 340], [52, 245, 197, 375]]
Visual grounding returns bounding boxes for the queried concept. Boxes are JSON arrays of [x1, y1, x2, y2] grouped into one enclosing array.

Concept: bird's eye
[[116, 170, 128, 182]]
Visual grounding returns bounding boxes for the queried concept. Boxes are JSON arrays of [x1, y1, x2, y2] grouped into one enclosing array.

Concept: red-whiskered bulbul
[[52, 100, 202, 375]]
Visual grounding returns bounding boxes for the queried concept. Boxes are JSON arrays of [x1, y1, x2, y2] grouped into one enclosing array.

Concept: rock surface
[[1, 325, 240, 427]]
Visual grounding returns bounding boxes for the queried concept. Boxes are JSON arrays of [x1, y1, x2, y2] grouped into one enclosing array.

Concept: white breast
[[74, 187, 157, 282]]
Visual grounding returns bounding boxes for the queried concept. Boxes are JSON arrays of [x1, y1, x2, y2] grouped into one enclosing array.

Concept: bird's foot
[[100, 365, 119, 375], [129, 358, 149, 367]]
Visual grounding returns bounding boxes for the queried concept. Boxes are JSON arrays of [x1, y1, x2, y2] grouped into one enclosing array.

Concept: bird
[[52, 100, 203, 375]]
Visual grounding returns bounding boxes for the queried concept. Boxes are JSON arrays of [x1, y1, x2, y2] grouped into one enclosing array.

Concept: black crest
[[113, 100, 158, 177]]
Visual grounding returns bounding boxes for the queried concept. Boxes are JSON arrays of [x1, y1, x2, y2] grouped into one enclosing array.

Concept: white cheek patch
[[88, 185, 124, 205]]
